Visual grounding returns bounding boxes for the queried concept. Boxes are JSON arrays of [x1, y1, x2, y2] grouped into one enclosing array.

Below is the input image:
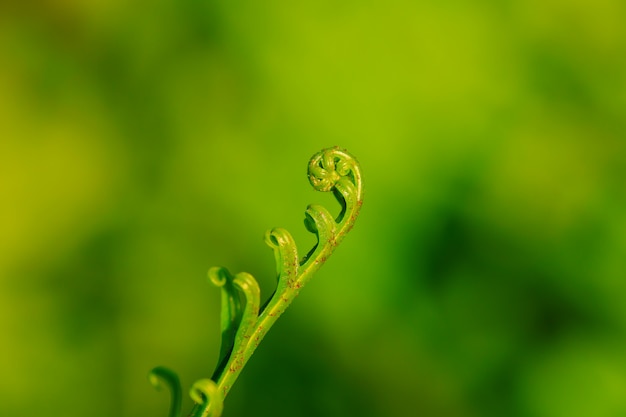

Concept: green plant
[[149, 147, 363, 417]]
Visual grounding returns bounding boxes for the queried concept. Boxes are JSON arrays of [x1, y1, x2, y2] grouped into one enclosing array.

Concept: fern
[[149, 147, 363, 417]]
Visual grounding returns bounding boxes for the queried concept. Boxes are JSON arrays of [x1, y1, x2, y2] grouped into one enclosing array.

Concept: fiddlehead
[[149, 366, 182, 417], [189, 379, 223, 417], [151, 147, 363, 417]]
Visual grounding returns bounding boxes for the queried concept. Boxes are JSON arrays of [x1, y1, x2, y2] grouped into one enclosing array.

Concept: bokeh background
[[1, 1, 626, 416]]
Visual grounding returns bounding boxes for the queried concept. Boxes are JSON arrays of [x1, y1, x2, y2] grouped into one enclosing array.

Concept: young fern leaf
[[148, 367, 182, 417], [150, 146, 363, 417], [189, 379, 223, 417]]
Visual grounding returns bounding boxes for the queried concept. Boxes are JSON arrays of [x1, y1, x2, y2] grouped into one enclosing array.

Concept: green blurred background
[[1, 1, 625, 416]]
